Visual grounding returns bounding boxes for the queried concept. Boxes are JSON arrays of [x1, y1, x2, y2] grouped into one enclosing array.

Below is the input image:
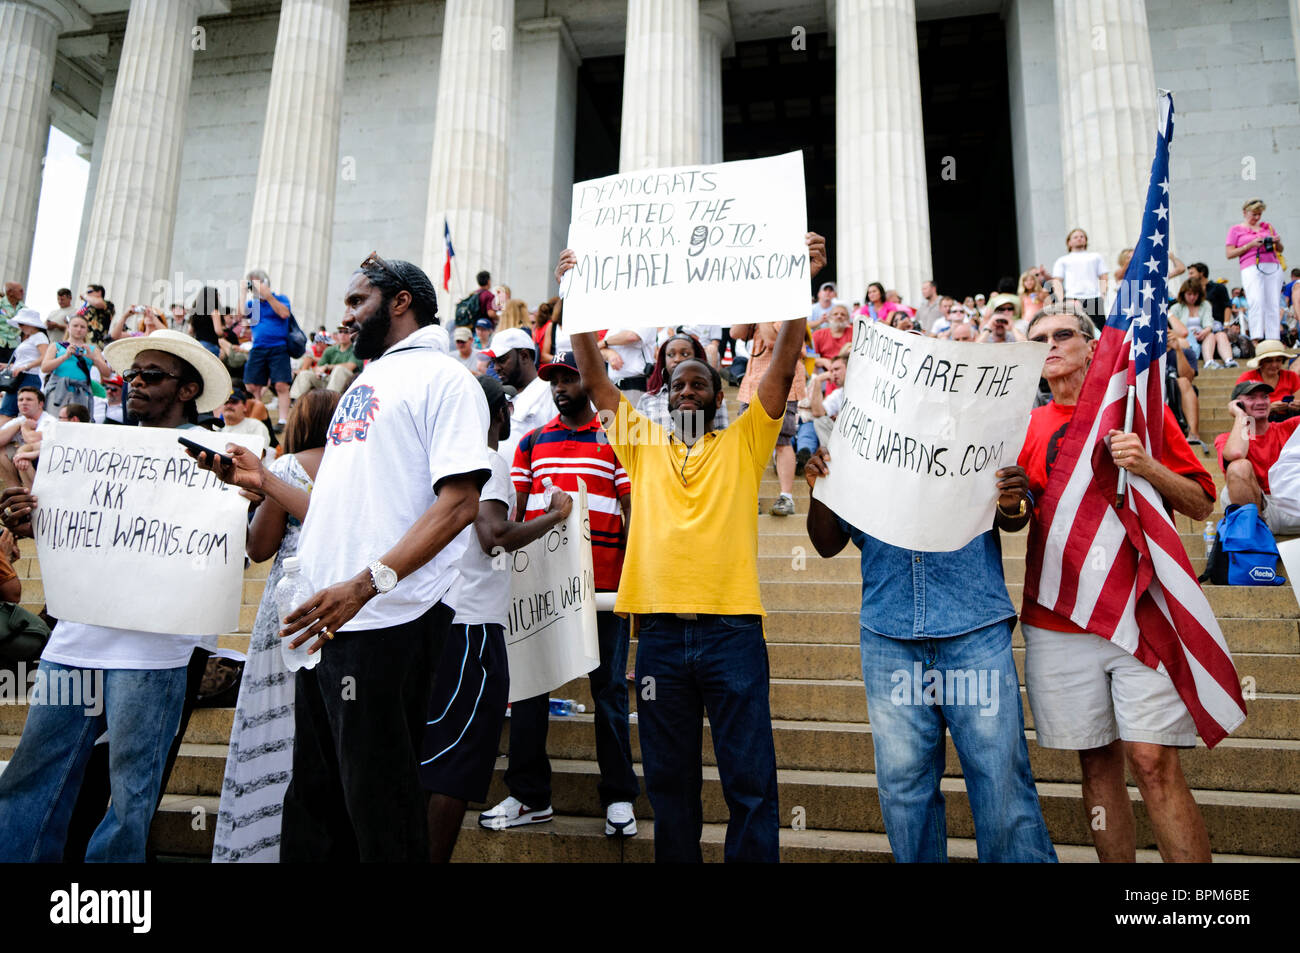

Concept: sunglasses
[[122, 368, 181, 386], [1029, 328, 1083, 345], [359, 250, 397, 279]]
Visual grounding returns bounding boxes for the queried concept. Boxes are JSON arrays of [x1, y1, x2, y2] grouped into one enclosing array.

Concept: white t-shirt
[[43, 620, 216, 670], [450, 450, 511, 627], [11, 411, 55, 446], [222, 417, 268, 438], [678, 325, 722, 346], [498, 374, 558, 465], [824, 388, 845, 418], [295, 324, 491, 632], [607, 328, 656, 384], [1051, 251, 1107, 299]]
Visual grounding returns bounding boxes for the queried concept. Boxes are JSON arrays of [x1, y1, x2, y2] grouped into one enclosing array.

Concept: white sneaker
[[605, 801, 637, 837], [1203, 360, 1221, 369], [478, 795, 553, 830], [1224, 360, 1239, 367]]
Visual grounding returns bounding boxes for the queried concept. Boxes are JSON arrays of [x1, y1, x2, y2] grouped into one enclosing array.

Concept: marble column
[[619, 0, 700, 171], [244, 0, 349, 331], [1290, 0, 1300, 108], [699, 1, 733, 165], [506, 17, 578, 307], [835, 0, 932, 303], [78, 0, 204, 308], [1053, 0, 1157, 269], [422, 0, 514, 316], [0, 1, 90, 284]]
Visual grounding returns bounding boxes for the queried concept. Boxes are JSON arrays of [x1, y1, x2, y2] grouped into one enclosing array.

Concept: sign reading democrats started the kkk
[[503, 480, 600, 703], [813, 320, 1048, 552], [32, 423, 265, 635], [559, 151, 809, 333]]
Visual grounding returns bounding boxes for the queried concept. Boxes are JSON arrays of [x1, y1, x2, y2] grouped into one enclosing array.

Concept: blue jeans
[[795, 419, 819, 455], [0, 661, 188, 862], [634, 613, 779, 863], [860, 621, 1057, 862]]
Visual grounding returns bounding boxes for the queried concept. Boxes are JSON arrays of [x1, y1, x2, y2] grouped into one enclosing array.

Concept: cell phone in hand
[[178, 436, 234, 469]]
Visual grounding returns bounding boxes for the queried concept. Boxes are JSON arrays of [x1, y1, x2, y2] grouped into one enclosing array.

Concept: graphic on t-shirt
[[329, 384, 380, 445], [1045, 422, 1069, 478]]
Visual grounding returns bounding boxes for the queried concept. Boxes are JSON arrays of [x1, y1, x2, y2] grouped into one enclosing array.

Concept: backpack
[[455, 290, 484, 328], [1199, 503, 1286, 586]]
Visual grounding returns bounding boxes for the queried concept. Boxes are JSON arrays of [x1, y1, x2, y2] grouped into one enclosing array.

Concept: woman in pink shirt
[[855, 282, 898, 323], [1226, 198, 1286, 343]]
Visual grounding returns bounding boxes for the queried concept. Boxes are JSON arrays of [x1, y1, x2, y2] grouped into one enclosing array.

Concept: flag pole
[[1116, 381, 1136, 508]]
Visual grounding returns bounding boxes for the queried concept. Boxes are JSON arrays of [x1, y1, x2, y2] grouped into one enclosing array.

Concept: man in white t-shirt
[[45, 288, 74, 344], [601, 326, 657, 405], [0, 330, 234, 861], [1051, 227, 1109, 329], [810, 282, 837, 327], [421, 375, 572, 862], [221, 255, 491, 862], [485, 327, 558, 465]]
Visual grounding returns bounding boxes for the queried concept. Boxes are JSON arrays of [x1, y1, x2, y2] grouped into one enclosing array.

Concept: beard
[[352, 305, 392, 360], [670, 400, 717, 442]]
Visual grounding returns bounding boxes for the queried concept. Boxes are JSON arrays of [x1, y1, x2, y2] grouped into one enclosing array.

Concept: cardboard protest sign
[[560, 151, 809, 333], [813, 320, 1048, 552], [504, 480, 600, 703], [31, 423, 265, 635]]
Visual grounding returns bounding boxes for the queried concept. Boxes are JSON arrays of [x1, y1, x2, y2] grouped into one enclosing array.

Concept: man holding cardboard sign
[[0, 329, 238, 862], [559, 232, 825, 863]]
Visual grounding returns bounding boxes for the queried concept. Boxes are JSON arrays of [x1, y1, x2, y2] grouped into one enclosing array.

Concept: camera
[[1262, 236, 1275, 254], [246, 281, 255, 292]]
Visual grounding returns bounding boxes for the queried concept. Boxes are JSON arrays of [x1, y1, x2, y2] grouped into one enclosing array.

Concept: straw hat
[[986, 293, 1022, 319], [1247, 340, 1298, 368], [103, 329, 232, 414]]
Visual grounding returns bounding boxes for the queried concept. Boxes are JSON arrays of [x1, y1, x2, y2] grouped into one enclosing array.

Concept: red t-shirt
[[1018, 400, 1216, 633], [812, 326, 853, 361], [1234, 368, 1300, 404], [512, 415, 630, 591], [1215, 416, 1300, 494]]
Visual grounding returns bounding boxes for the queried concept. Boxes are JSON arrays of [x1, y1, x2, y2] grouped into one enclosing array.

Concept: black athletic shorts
[[418, 622, 509, 803]]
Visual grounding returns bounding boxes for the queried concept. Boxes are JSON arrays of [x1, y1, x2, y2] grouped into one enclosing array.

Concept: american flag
[[1024, 93, 1247, 748], [442, 218, 455, 292]]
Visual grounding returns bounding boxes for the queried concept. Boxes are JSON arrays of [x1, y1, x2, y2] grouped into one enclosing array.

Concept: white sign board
[[560, 151, 810, 333], [504, 482, 601, 703], [813, 320, 1048, 552], [31, 423, 265, 635]]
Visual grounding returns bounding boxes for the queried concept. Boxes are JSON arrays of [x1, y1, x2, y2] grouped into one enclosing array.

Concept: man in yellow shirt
[[560, 233, 826, 862]]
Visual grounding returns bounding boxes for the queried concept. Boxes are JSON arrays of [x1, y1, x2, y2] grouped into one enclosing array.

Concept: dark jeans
[[280, 601, 453, 862], [634, 613, 779, 863], [505, 610, 638, 808]]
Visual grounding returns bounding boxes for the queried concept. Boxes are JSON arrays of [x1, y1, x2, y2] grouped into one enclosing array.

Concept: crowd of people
[[0, 191, 1291, 865]]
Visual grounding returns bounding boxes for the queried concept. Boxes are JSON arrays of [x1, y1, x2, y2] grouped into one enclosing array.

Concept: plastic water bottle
[[541, 476, 556, 508], [549, 698, 586, 716], [1203, 522, 1217, 559], [275, 556, 321, 672]]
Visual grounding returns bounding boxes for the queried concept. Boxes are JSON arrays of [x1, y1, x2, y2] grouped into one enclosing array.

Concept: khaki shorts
[[1021, 623, 1197, 749], [1218, 485, 1300, 536], [738, 400, 799, 446]]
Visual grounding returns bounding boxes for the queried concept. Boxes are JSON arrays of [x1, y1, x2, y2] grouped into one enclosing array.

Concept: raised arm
[[754, 232, 825, 419], [555, 250, 622, 415]]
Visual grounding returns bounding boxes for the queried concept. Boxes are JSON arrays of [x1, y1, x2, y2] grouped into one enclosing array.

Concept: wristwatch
[[368, 560, 398, 594]]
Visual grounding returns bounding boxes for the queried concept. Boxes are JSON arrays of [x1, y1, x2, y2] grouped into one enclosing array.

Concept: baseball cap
[[225, 387, 250, 403], [483, 327, 536, 359], [819, 282, 836, 293], [478, 375, 517, 415], [453, 327, 473, 343], [538, 351, 580, 381], [474, 317, 494, 330], [1231, 380, 1272, 400]]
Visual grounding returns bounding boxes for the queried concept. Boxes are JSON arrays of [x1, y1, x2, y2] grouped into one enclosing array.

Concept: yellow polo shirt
[[605, 394, 782, 616]]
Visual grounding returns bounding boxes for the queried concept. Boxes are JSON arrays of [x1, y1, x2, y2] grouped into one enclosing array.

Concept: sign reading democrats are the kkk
[[503, 481, 600, 703], [813, 320, 1048, 552], [559, 151, 809, 333], [32, 423, 265, 635]]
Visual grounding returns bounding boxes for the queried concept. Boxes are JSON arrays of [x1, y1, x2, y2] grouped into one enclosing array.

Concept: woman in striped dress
[[212, 390, 338, 862]]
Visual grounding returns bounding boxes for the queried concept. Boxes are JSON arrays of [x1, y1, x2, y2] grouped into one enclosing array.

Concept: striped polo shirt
[[511, 414, 630, 590]]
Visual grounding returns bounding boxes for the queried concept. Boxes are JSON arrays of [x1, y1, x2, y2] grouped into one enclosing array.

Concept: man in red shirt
[[811, 304, 853, 377], [479, 352, 639, 837], [1017, 303, 1218, 863], [1217, 379, 1300, 534]]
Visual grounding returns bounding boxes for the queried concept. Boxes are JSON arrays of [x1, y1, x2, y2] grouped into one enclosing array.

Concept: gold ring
[[322, 630, 334, 641]]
